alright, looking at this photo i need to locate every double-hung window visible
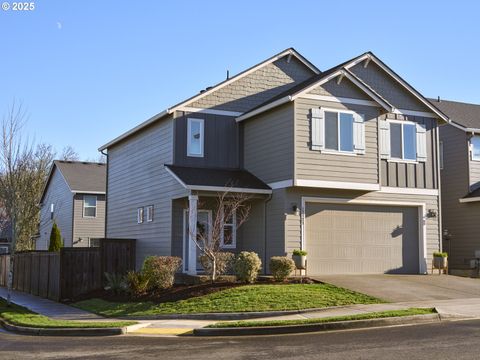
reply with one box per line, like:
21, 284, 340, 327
83, 195, 97, 218
146, 205, 154, 222
389, 122, 417, 161
220, 208, 236, 248
325, 111, 354, 152
187, 118, 204, 157
471, 136, 480, 161
137, 207, 144, 224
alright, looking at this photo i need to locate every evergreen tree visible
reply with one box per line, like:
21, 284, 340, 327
48, 222, 63, 251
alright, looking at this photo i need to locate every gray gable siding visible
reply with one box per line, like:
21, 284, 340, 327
294, 97, 380, 184
106, 116, 187, 269
190, 57, 313, 113
72, 194, 106, 246
243, 103, 294, 184
37, 168, 73, 250
381, 114, 439, 189
350, 62, 428, 112
307, 78, 372, 100
440, 125, 475, 268
173, 111, 239, 169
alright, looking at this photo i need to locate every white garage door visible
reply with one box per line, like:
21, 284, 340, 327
305, 203, 419, 275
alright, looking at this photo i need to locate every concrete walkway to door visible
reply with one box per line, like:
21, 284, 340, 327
314, 274, 480, 302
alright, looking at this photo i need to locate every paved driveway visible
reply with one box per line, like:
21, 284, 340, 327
314, 274, 480, 302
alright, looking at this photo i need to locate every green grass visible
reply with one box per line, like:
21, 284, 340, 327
0, 299, 136, 329
207, 308, 437, 328
74, 283, 383, 317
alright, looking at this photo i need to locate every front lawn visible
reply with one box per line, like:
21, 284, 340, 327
74, 283, 383, 317
207, 308, 436, 328
0, 299, 136, 329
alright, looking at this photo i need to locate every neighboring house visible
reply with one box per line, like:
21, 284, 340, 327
36, 161, 106, 250
433, 98, 480, 272
99, 48, 448, 275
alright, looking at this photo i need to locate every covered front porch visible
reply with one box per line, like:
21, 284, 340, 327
165, 165, 272, 275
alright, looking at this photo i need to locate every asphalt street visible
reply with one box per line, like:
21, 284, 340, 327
1, 319, 480, 359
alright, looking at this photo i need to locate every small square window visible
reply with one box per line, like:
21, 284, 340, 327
390, 122, 417, 161
324, 110, 354, 152
137, 207, 144, 224
146, 205, 154, 222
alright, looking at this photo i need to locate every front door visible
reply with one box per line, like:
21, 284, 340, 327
183, 209, 212, 273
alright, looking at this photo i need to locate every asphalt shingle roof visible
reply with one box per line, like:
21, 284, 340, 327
428, 98, 480, 129
54, 160, 106, 193
165, 165, 270, 191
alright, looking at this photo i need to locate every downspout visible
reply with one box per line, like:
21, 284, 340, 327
263, 193, 273, 275
101, 149, 108, 239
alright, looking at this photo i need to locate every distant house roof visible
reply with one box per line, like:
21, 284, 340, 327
164, 165, 271, 194
428, 98, 480, 130
40, 161, 106, 203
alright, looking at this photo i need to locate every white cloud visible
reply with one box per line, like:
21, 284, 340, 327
56, 22, 62, 30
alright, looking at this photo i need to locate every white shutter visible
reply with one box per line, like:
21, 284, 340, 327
311, 108, 324, 151
379, 120, 391, 159
353, 113, 365, 154
416, 123, 427, 162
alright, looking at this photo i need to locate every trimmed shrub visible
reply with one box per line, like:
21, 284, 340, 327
269, 256, 295, 282
200, 252, 235, 277
48, 222, 63, 252
126, 271, 150, 297
142, 256, 182, 290
104, 272, 127, 294
234, 251, 262, 284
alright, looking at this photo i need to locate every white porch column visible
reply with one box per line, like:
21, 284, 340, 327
187, 195, 198, 275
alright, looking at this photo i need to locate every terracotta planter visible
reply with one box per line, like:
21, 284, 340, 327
292, 255, 306, 270
433, 256, 448, 269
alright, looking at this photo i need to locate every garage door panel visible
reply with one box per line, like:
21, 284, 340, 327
306, 203, 419, 275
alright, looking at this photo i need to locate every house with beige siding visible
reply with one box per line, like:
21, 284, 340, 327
36, 161, 106, 250
433, 99, 480, 272
100, 48, 448, 275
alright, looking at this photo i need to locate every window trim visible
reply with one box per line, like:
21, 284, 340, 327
83, 195, 97, 218
387, 119, 418, 163
323, 108, 356, 155
146, 205, 154, 222
137, 207, 144, 224
220, 208, 237, 249
470, 136, 480, 161
187, 118, 204, 158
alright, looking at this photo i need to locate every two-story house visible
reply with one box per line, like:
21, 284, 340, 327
99, 48, 448, 275
36, 160, 106, 250
434, 98, 480, 273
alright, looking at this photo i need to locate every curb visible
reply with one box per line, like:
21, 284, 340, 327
120, 305, 359, 321
193, 313, 442, 336
0, 318, 129, 336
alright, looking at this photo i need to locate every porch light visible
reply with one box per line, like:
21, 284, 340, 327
426, 209, 437, 218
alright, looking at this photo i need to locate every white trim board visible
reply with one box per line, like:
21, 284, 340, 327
300, 196, 428, 274
459, 197, 480, 203
177, 107, 243, 117
379, 187, 439, 196
295, 179, 380, 191
297, 94, 379, 107
72, 191, 106, 195
268, 179, 293, 189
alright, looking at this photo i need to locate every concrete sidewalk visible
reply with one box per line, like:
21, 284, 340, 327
0, 287, 106, 321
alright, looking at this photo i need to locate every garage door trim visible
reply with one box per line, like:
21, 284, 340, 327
300, 197, 427, 274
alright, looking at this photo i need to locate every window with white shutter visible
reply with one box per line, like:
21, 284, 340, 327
385, 120, 425, 162
379, 120, 391, 159
311, 108, 364, 155
416, 123, 427, 162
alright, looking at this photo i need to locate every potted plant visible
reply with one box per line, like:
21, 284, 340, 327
433, 252, 448, 270
292, 249, 307, 270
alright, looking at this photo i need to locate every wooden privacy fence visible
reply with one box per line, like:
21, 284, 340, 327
0, 238, 135, 301
0, 255, 9, 287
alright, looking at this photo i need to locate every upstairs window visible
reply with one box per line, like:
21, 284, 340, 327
146, 205, 154, 222
187, 118, 204, 157
83, 195, 97, 218
137, 207, 144, 224
325, 111, 354, 152
390, 122, 417, 161
471, 136, 480, 161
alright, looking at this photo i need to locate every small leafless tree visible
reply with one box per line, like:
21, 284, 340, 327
60, 145, 79, 161
189, 190, 251, 282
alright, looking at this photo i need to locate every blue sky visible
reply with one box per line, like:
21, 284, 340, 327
1, 0, 479, 159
